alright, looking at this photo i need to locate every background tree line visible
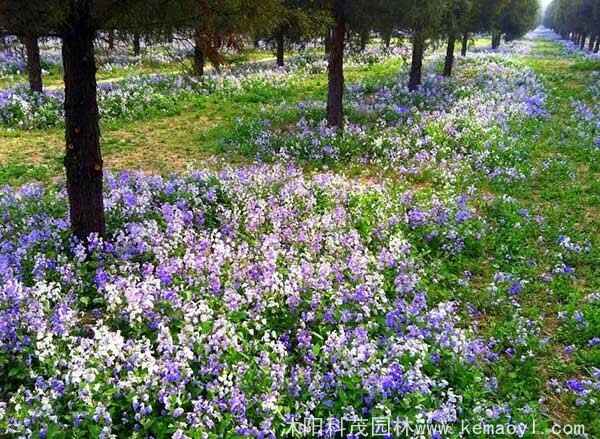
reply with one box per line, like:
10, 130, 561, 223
544, 0, 600, 52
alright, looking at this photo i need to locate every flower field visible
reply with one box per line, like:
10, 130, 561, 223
1, 28, 600, 439
0, 48, 402, 130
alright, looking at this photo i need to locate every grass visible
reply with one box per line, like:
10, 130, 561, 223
464, 39, 600, 432
0, 56, 404, 186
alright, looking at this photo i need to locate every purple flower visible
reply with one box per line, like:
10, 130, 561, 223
508, 281, 524, 296
162, 360, 182, 383
297, 329, 312, 349
407, 209, 428, 228
566, 379, 586, 395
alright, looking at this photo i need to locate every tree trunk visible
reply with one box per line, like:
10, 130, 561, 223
382, 29, 392, 48
133, 33, 141, 56
326, 0, 345, 129
276, 31, 284, 67
491, 32, 501, 50
22, 35, 43, 93
62, 0, 105, 240
193, 29, 205, 76
108, 30, 114, 50
580, 34, 586, 50
408, 32, 425, 92
588, 35, 595, 52
461, 32, 469, 56
443, 34, 456, 77
324, 30, 332, 55
359, 30, 369, 51
594, 37, 599, 53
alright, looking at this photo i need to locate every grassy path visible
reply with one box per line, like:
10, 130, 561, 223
463, 38, 600, 434
520, 41, 600, 432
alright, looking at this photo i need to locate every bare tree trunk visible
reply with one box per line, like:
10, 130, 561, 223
461, 32, 469, 56
62, 0, 105, 240
22, 35, 43, 93
276, 31, 284, 67
108, 30, 114, 50
580, 34, 587, 50
326, 0, 345, 128
382, 29, 392, 48
193, 28, 205, 76
133, 33, 140, 56
408, 32, 424, 92
324, 30, 332, 55
443, 34, 456, 77
359, 30, 369, 51
491, 32, 501, 50
589, 35, 595, 52
594, 37, 599, 53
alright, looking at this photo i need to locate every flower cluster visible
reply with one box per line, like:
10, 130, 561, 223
0, 48, 401, 130
570, 97, 600, 150
0, 165, 513, 438
0, 46, 62, 80
549, 369, 600, 408
0, 50, 26, 76
232, 51, 547, 185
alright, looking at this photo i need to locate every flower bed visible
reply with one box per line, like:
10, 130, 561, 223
226, 53, 547, 185
0, 165, 524, 438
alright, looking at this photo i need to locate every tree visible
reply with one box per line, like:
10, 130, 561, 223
186, 0, 280, 77
482, 0, 538, 49
132, 32, 141, 55
0, 3, 44, 92
318, 0, 384, 128
399, 0, 445, 91
545, 0, 600, 51
22, 34, 43, 92
500, 0, 539, 42
441, 0, 473, 76
267, 0, 328, 67
456, 0, 488, 56
0, 0, 195, 241
478, 0, 509, 49
61, 0, 105, 239
326, 0, 345, 127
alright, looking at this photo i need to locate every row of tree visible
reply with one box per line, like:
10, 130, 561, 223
544, 0, 600, 52
0, 0, 539, 241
